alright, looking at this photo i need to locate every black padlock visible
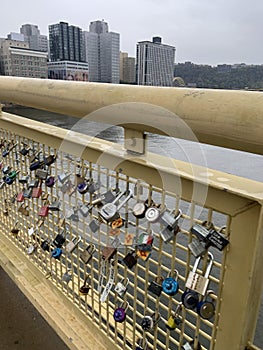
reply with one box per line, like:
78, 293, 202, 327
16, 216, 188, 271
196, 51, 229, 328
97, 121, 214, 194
53, 232, 66, 248
41, 240, 50, 252
122, 251, 138, 268
148, 276, 164, 297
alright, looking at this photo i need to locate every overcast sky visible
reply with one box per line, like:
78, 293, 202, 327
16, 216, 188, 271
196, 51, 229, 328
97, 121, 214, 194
1, 0, 263, 66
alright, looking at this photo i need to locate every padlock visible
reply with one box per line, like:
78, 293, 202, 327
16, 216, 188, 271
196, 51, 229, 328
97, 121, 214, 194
11, 221, 19, 235
48, 199, 61, 211
16, 191, 25, 202
148, 276, 164, 296
136, 249, 151, 262
79, 203, 92, 217
166, 302, 183, 330
38, 200, 50, 217
122, 251, 137, 268
79, 275, 91, 295
19, 174, 29, 184
28, 179, 39, 188
92, 190, 116, 206
19, 143, 31, 156
162, 270, 179, 296
77, 180, 90, 194
87, 179, 100, 194
181, 289, 199, 310
18, 203, 29, 216
53, 230, 66, 248
159, 209, 182, 243
44, 154, 57, 166
102, 246, 117, 260
2, 165, 11, 174
2, 142, 17, 157
113, 301, 129, 323
5, 169, 20, 182
62, 271, 72, 284
51, 247, 62, 259
58, 172, 71, 184
185, 252, 214, 296
191, 222, 212, 241
196, 289, 216, 320
0, 181, 6, 189
27, 244, 37, 255
111, 217, 124, 229
145, 206, 162, 223
114, 278, 129, 296
99, 189, 133, 222
36, 167, 49, 180
45, 175, 55, 187
32, 181, 43, 198
136, 232, 154, 252
188, 239, 207, 258
80, 244, 96, 264
41, 240, 50, 252
23, 187, 33, 199
65, 236, 81, 253
183, 339, 201, 350
135, 337, 148, 350
206, 225, 229, 251
141, 312, 160, 332
132, 199, 151, 219
30, 159, 44, 171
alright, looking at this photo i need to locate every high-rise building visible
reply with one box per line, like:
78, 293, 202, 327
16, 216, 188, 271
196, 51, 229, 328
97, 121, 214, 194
83, 20, 120, 84
20, 24, 48, 52
136, 36, 175, 86
0, 39, 48, 78
48, 21, 84, 62
120, 51, 135, 84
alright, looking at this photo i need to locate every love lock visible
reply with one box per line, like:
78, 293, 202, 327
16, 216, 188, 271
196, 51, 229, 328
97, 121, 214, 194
132, 199, 153, 219
185, 252, 214, 296
181, 289, 199, 310
99, 189, 133, 222
45, 175, 55, 187
79, 275, 91, 295
141, 311, 160, 332
159, 209, 182, 243
148, 276, 164, 297
51, 247, 63, 259
162, 270, 179, 296
65, 236, 81, 253
136, 232, 154, 252
196, 289, 216, 320
113, 301, 129, 323
62, 271, 72, 284
166, 302, 183, 330
80, 244, 96, 264
114, 277, 129, 296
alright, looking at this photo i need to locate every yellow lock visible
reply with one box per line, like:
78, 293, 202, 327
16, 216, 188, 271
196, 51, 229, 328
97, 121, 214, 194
166, 303, 183, 330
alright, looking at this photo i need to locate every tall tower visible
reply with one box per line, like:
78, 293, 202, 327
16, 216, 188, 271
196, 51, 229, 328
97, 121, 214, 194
48, 21, 84, 62
136, 36, 175, 86
20, 24, 48, 52
83, 20, 120, 83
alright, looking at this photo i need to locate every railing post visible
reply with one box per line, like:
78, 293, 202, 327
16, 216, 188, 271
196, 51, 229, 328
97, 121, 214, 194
214, 204, 263, 350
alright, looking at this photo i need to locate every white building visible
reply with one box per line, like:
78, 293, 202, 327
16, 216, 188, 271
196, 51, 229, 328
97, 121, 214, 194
48, 61, 88, 81
83, 20, 120, 84
136, 36, 175, 86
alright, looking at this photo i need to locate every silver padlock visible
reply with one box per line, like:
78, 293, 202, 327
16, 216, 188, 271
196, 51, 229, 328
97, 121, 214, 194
99, 189, 133, 222
62, 271, 72, 284
48, 199, 61, 211
183, 340, 201, 350
185, 252, 214, 296
114, 278, 129, 296
65, 236, 81, 253
79, 203, 92, 217
145, 206, 161, 223
188, 239, 207, 258
58, 172, 71, 184
160, 209, 182, 243
36, 167, 49, 180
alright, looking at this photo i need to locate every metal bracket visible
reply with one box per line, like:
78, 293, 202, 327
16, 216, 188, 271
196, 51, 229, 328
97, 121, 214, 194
124, 128, 147, 155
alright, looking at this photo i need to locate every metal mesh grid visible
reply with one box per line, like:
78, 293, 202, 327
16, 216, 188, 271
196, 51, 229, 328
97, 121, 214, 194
0, 129, 231, 350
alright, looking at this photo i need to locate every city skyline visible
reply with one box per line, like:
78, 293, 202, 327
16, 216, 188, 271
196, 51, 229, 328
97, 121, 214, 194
0, 0, 262, 66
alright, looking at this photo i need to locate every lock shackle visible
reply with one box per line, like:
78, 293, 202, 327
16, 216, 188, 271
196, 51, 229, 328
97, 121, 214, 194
87, 243, 96, 254
118, 301, 129, 311
116, 189, 133, 210
119, 277, 130, 287
167, 269, 179, 279
192, 252, 214, 278
83, 274, 91, 286
136, 337, 148, 348
173, 302, 183, 316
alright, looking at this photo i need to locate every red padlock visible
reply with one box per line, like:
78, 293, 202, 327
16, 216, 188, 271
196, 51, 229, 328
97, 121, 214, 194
32, 180, 43, 198
38, 200, 49, 217
16, 191, 25, 202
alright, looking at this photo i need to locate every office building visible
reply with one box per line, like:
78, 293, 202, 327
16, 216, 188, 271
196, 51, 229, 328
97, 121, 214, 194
48, 61, 88, 81
83, 20, 120, 83
136, 36, 175, 86
0, 39, 48, 78
20, 24, 48, 52
48, 21, 84, 62
120, 51, 135, 84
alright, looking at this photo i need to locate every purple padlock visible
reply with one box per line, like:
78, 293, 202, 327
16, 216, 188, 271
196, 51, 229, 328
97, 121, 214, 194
45, 176, 55, 187
113, 302, 129, 323
77, 181, 89, 194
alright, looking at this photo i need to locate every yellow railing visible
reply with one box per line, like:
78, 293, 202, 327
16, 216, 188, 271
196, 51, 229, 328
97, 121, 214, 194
0, 78, 262, 350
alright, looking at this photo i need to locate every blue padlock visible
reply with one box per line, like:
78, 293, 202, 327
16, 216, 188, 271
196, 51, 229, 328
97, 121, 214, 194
51, 247, 62, 259
162, 270, 179, 296
4, 176, 15, 185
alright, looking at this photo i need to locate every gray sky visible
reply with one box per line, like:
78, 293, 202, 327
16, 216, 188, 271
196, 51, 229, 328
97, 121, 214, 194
1, 0, 263, 66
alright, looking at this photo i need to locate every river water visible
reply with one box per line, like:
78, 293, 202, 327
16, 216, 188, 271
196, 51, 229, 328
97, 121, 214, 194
4, 106, 263, 348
